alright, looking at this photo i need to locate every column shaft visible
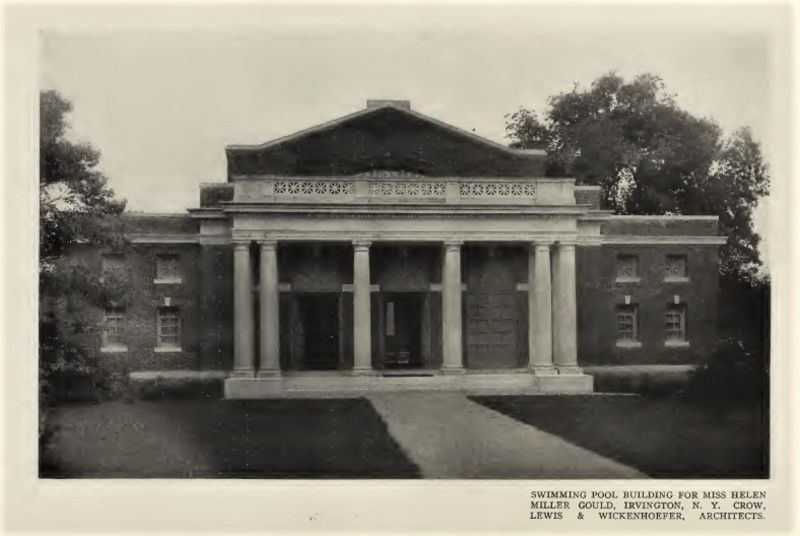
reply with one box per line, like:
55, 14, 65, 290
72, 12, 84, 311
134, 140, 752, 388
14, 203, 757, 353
232, 242, 255, 377
529, 242, 555, 374
258, 241, 280, 377
553, 242, 579, 372
353, 241, 373, 373
442, 241, 464, 372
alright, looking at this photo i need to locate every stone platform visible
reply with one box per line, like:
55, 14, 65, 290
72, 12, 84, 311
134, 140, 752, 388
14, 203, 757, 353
223, 370, 594, 399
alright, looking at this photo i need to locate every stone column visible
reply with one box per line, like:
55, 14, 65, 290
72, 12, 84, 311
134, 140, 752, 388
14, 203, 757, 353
529, 242, 555, 374
553, 241, 579, 373
442, 240, 464, 373
232, 241, 255, 377
258, 240, 280, 377
352, 240, 373, 374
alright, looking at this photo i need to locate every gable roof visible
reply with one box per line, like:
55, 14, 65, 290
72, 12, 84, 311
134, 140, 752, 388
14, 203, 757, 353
226, 100, 546, 178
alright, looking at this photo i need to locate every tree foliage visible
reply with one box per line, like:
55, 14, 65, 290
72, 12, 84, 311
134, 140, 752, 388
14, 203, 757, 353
39, 90, 129, 406
505, 72, 769, 284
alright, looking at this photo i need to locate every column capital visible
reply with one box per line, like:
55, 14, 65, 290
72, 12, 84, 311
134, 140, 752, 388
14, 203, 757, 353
532, 240, 553, 250
232, 239, 250, 250
557, 240, 578, 249
353, 240, 371, 251
259, 239, 278, 251
443, 240, 463, 250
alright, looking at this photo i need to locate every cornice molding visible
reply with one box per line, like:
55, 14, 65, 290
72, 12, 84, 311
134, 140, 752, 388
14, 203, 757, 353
602, 235, 727, 246
225, 205, 584, 220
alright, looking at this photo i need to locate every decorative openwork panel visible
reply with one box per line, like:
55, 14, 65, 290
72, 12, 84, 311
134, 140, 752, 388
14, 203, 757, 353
665, 255, 688, 278
274, 180, 354, 197
458, 182, 536, 198
368, 181, 446, 198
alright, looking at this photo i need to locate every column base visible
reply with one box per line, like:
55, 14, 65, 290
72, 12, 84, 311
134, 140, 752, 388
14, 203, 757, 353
530, 366, 558, 377
534, 373, 594, 393
256, 369, 282, 379
351, 367, 378, 377
230, 368, 255, 379
441, 366, 466, 375
224, 376, 282, 398
556, 365, 584, 376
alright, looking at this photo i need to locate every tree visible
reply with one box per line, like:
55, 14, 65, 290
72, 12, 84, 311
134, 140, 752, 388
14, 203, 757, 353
39, 90, 128, 467
505, 72, 769, 285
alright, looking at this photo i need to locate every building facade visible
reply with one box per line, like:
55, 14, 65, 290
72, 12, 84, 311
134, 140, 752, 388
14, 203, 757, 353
81, 100, 725, 397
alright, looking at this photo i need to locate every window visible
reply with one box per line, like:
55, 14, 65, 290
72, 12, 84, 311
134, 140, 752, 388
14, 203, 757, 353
665, 255, 689, 281
615, 304, 639, 345
155, 254, 181, 283
157, 307, 181, 349
665, 304, 687, 344
615, 254, 639, 282
102, 307, 126, 350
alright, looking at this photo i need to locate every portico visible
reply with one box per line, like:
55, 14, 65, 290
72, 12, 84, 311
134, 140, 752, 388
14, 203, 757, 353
221, 200, 593, 396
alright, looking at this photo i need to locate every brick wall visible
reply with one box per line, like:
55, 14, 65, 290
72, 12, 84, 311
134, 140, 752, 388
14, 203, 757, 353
72, 243, 205, 371
577, 244, 719, 365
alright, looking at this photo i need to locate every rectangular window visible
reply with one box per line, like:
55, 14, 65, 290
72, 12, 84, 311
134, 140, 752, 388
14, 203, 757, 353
615, 304, 638, 342
615, 254, 639, 281
102, 307, 126, 348
155, 254, 181, 282
665, 255, 688, 280
665, 304, 687, 342
157, 307, 181, 348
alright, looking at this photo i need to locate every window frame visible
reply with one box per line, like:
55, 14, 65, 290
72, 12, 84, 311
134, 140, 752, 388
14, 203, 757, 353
156, 306, 182, 351
154, 253, 182, 284
101, 307, 127, 352
615, 304, 641, 348
664, 254, 690, 283
615, 254, 641, 283
665, 304, 689, 347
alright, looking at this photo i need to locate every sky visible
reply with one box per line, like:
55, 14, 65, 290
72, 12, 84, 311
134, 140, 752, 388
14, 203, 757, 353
40, 5, 774, 250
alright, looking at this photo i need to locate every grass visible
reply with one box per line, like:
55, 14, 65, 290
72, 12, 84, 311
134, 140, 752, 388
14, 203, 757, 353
42, 398, 420, 478
471, 394, 768, 478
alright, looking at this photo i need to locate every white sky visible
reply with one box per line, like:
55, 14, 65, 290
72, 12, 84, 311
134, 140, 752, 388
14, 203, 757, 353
39, 5, 773, 253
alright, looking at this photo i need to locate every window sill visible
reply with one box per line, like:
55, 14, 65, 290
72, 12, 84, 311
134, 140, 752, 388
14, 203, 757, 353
154, 279, 182, 285
154, 346, 182, 353
615, 277, 641, 284
615, 340, 642, 349
665, 340, 690, 348
663, 277, 690, 283
100, 345, 128, 354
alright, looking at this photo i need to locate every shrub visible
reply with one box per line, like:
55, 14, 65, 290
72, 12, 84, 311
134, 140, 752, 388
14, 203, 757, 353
683, 338, 768, 408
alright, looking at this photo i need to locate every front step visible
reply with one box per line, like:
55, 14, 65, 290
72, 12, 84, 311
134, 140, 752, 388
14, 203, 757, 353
224, 372, 593, 399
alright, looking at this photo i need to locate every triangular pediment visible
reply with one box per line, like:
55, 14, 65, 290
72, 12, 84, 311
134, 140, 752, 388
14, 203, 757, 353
227, 103, 545, 178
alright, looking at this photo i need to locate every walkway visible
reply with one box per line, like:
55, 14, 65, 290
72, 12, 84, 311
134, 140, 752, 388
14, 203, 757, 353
368, 392, 646, 479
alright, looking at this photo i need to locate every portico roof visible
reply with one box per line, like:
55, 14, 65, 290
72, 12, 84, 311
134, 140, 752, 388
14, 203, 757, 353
226, 100, 547, 178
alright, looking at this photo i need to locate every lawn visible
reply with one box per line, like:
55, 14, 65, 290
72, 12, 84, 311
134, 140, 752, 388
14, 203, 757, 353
42, 398, 420, 478
471, 395, 768, 478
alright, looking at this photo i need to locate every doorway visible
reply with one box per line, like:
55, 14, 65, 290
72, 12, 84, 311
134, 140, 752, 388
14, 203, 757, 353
297, 293, 340, 370
383, 293, 423, 368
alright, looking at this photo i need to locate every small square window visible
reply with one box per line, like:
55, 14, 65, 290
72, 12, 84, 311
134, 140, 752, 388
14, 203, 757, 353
616, 254, 639, 281
665, 304, 687, 342
615, 304, 638, 342
665, 255, 688, 280
157, 307, 181, 348
155, 254, 181, 282
102, 307, 126, 347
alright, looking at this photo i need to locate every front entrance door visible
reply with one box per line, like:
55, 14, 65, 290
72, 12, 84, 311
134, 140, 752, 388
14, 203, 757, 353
383, 293, 422, 368
298, 293, 340, 370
